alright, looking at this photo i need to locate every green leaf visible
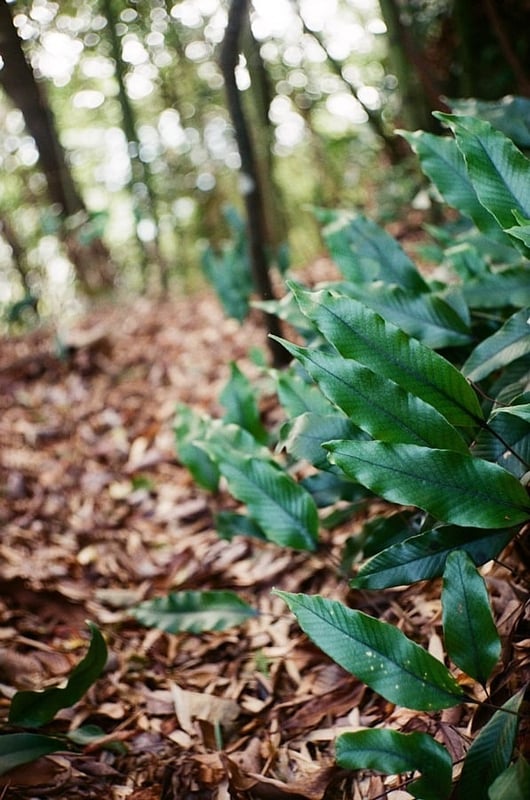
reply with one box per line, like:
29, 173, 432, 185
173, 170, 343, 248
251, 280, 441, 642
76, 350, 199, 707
336, 729, 452, 800
273, 591, 465, 711
276, 368, 335, 417
321, 210, 428, 292
214, 510, 267, 541
9, 622, 107, 728
400, 129, 506, 243
442, 551, 501, 684
301, 470, 367, 510
360, 510, 423, 558
353, 527, 515, 589
333, 282, 472, 349
325, 440, 530, 528
130, 590, 257, 633
220, 362, 268, 444
436, 114, 530, 235
491, 402, 530, 423
0, 733, 63, 776
280, 412, 365, 470
447, 95, 530, 149
455, 689, 525, 800
201, 235, 252, 322
462, 266, 530, 309
462, 308, 530, 382
200, 441, 319, 550
472, 411, 530, 479
174, 405, 220, 492
277, 340, 468, 452
292, 285, 483, 427
489, 757, 530, 800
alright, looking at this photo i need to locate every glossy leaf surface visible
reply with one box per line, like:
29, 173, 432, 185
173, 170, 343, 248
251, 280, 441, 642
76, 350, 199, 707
353, 527, 515, 589
438, 114, 530, 234
326, 440, 530, 528
201, 441, 319, 550
292, 285, 483, 427
336, 728, 452, 800
442, 551, 501, 684
463, 308, 530, 382
336, 282, 472, 349
401, 129, 505, 242
280, 411, 364, 470
489, 757, 530, 800
455, 689, 525, 799
9, 623, 107, 728
279, 339, 468, 452
274, 591, 465, 711
321, 210, 427, 291
0, 734, 63, 776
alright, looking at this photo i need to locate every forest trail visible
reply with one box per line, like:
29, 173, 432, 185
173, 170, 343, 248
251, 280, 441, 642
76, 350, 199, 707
0, 283, 521, 799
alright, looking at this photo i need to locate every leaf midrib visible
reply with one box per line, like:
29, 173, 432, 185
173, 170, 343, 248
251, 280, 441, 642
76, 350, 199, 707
299, 599, 462, 701
329, 444, 529, 513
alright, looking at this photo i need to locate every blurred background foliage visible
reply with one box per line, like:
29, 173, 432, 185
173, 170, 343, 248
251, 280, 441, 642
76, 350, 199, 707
0, 0, 528, 330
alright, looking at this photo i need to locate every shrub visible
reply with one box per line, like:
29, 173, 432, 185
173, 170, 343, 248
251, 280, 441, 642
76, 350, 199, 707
169, 110, 530, 798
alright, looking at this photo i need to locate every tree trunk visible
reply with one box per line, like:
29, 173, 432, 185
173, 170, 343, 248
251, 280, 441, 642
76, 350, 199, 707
220, 0, 289, 367
378, 0, 444, 132
0, 0, 114, 293
101, 0, 170, 294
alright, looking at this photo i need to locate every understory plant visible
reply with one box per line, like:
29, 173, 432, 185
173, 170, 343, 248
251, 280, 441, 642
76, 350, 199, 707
0, 623, 108, 775
162, 108, 530, 797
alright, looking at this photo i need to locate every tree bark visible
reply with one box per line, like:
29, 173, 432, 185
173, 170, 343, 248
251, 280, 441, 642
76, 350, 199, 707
220, 0, 289, 367
0, 0, 114, 293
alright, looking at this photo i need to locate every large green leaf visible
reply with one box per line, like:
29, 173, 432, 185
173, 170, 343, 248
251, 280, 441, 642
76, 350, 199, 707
0, 733, 63, 776
130, 590, 257, 633
442, 551, 501, 684
336, 729, 452, 800
291, 285, 483, 427
325, 440, 530, 528
334, 282, 472, 349
455, 689, 525, 800
401, 129, 506, 242
200, 440, 319, 550
321, 210, 428, 292
462, 308, 530, 382
273, 591, 465, 711
220, 361, 268, 444
352, 527, 515, 590
489, 757, 530, 800
280, 412, 365, 470
277, 339, 468, 452
447, 95, 530, 149
437, 114, 530, 235
9, 623, 107, 728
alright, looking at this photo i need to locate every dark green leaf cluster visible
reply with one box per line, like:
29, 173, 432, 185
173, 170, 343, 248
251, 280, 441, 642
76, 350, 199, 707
170, 109, 530, 798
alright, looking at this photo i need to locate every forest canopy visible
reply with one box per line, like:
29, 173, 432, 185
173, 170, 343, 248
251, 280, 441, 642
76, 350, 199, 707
0, 0, 528, 323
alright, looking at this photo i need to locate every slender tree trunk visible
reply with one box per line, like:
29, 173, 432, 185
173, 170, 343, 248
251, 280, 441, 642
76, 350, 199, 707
0, 216, 32, 295
0, 0, 115, 293
0, 0, 114, 292
220, 0, 289, 367
102, 0, 169, 294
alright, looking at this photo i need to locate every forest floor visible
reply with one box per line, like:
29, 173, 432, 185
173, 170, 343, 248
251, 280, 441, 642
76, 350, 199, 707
0, 260, 528, 800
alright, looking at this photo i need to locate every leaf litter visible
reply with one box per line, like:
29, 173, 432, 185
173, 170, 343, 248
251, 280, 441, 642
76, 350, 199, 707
0, 275, 528, 799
